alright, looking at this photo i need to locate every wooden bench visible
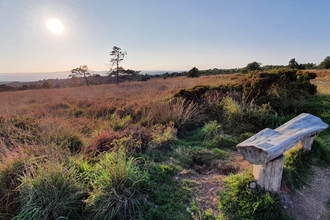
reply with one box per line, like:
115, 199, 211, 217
236, 113, 329, 191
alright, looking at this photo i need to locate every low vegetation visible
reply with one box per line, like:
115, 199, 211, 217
0, 68, 329, 219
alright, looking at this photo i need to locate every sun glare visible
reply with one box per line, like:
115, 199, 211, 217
46, 18, 64, 35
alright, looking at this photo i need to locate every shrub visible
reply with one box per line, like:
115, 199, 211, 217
110, 114, 132, 131
111, 135, 142, 155
88, 130, 121, 153
51, 131, 84, 153
88, 126, 151, 154
148, 122, 177, 150
200, 120, 222, 140
115, 104, 137, 118
202, 135, 237, 150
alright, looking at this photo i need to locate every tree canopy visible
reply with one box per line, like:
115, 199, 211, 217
109, 46, 127, 84
319, 56, 330, 69
244, 61, 261, 73
69, 65, 91, 87
187, 67, 200, 78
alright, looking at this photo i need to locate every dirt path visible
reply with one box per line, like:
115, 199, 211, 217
280, 166, 330, 220
178, 152, 251, 217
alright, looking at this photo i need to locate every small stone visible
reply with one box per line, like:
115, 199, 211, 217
249, 182, 257, 189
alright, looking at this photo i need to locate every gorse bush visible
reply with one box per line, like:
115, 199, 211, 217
86, 151, 148, 220
174, 69, 318, 132
148, 122, 177, 150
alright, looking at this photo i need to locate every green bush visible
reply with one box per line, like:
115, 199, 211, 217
111, 135, 142, 155
148, 122, 177, 150
200, 120, 222, 140
203, 135, 237, 150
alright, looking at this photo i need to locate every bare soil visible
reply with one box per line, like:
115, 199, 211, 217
280, 166, 330, 220
177, 152, 251, 216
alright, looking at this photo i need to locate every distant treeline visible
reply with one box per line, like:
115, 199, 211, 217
1, 56, 330, 92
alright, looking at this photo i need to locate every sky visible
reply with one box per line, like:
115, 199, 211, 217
0, 0, 330, 81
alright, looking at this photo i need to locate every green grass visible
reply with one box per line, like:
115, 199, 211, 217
142, 163, 192, 220
218, 172, 293, 220
14, 164, 87, 220
86, 151, 149, 220
282, 136, 330, 190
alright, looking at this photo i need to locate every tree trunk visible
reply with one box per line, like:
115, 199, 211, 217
84, 74, 89, 87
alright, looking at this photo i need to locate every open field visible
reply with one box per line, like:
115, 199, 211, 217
0, 75, 237, 117
0, 70, 330, 219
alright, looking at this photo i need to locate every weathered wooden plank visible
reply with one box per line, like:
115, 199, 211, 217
237, 113, 329, 164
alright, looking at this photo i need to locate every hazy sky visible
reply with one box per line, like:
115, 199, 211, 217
1, 0, 330, 76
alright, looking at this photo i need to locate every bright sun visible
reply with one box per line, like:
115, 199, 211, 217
46, 18, 64, 35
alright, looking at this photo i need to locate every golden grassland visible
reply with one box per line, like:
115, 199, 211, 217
309, 69, 330, 95
0, 75, 237, 117
1, 72, 329, 120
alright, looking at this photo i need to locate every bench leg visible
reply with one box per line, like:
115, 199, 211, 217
298, 136, 314, 151
253, 154, 284, 192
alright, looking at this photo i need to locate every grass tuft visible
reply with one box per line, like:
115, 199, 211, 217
86, 151, 148, 220
14, 164, 87, 220
219, 172, 292, 220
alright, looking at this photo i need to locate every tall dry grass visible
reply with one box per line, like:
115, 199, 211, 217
0, 75, 237, 117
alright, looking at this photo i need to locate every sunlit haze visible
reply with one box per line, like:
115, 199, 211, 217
46, 18, 64, 35
1, 0, 330, 81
